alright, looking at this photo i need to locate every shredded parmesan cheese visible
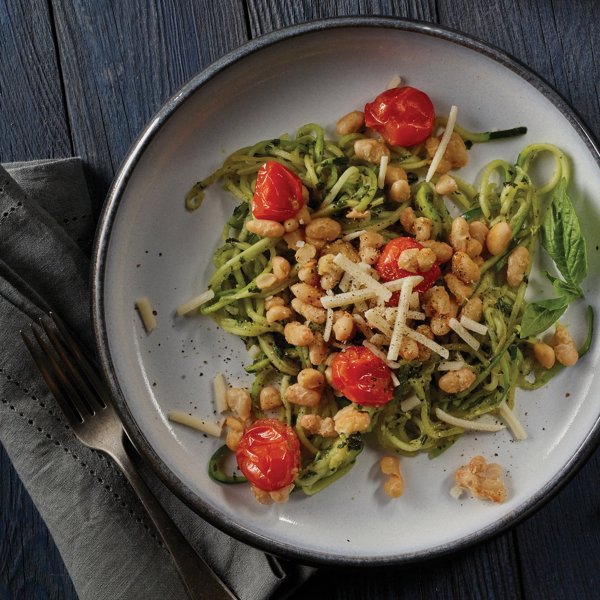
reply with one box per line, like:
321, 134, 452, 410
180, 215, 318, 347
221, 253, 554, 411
402, 325, 450, 359
333, 253, 392, 302
323, 308, 334, 342
362, 340, 400, 369
449, 318, 480, 350
213, 373, 229, 413
321, 288, 380, 309
460, 316, 488, 336
352, 313, 373, 338
435, 407, 506, 432
498, 400, 528, 440
320, 276, 422, 309
247, 344, 261, 359
343, 229, 367, 241
168, 411, 224, 437
385, 275, 423, 291
450, 484, 465, 499
176, 289, 215, 316
377, 155, 389, 189
406, 310, 426, 321
386, 75, 402, 89
338, 271, 352, 292
438, 360, 467, 371
425, 105, 458, 182
135, 297, 156, 333
364, 308, 394, 338
368, 333, 388, 346
387, 278, 415, 361
400, 394, 421, 412
391, 371, 401, 387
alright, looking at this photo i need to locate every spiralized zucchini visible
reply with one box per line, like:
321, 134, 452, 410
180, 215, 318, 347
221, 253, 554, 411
187, 119, 591, 495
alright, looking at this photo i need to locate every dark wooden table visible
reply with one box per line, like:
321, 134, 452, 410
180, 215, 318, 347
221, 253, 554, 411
2, 1, 600, 598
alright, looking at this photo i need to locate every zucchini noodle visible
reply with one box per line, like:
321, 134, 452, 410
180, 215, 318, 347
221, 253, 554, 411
186, 110, 590, 498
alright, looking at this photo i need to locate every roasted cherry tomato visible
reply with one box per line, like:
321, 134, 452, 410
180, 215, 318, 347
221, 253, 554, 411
251, 161, 304, 221
235, 419, 300, 492
330, 346, 394, 406
376, 237, 441, 305
364, 86, 435, 147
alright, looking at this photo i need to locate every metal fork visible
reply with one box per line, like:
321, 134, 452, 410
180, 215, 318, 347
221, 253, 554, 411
21, 313, 237, 600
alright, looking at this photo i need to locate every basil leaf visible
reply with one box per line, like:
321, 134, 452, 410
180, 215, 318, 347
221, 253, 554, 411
519, 296, 569, 338
543, 270, 582, 301
541, 178, 588, 290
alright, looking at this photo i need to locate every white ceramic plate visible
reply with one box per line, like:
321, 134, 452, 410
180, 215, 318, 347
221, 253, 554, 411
93, 18, 600, 564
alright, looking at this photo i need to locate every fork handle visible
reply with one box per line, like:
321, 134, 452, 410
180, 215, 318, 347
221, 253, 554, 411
107, 432, 237, 600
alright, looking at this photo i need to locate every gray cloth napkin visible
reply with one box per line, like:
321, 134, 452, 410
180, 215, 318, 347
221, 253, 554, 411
0, 158, 314, 600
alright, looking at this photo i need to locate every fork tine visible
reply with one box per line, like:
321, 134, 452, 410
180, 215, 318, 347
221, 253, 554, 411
39, 315, 99, 415
21, 327, 84, 425
49, 312, 112, 409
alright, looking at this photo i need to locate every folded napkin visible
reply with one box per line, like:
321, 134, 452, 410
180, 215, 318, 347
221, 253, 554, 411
0, 159, 314, 600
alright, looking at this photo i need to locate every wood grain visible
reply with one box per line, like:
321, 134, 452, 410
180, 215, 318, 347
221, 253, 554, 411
514, 452, 600, 599
293, 532, 522, 600
0, 444, 77, 600
247, 0, 437, 36
2, 0, 600, 599
0, 0, 71, 161
50, 0, 249, 212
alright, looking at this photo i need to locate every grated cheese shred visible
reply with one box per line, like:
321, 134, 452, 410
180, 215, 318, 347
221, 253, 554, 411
435, 407, 506, 432
343, 229, 367, 242
449, 317, 480, 350
386, 74, 402, 89
332, 253, 392, 302
362, 340, 400, 369
460, 315, 489, 336
364, 309, 394, 338
176, 289, 215, 316
400, 394, 421, 412
168, 411, 224, 437
402, 325, 450, 359
377, 155, 389, 189
425, 105, 458, 182
135, 297, 156, 333
323, 308, 334, 342
438, 360, 467, 371
213, 373, 229, 413
352, 313, 373, 338
499, 400, 528, 440
387, 277, 415, 361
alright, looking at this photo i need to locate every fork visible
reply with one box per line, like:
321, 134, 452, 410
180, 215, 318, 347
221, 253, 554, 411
21, 313, 237, 600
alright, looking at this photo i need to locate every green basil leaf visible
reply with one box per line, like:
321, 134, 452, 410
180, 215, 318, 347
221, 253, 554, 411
541, 178, 588, 289
519, 296, 569, 338
543, 270, 582, 300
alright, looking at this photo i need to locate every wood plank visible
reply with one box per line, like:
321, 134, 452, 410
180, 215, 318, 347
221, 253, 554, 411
437, 0, 600, 139
2, 2, 598, 600
290, 532, 521, 599
246, 0, 437, 36
0, 5, 75, 598
50, 0, 249, 211
0, 444, 77, 600
0, 0, 71, 161
514, 450, 600, 599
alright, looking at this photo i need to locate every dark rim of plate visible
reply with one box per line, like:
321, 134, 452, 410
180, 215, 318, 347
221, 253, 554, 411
92, 16, 600, 567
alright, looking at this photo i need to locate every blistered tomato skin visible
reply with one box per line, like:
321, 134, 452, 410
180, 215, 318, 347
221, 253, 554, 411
235, 419, 300, 491
252, 161, 304, 221
330, 346, 394, 406
364, 86, 436, 147
376, 237, 441, 304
